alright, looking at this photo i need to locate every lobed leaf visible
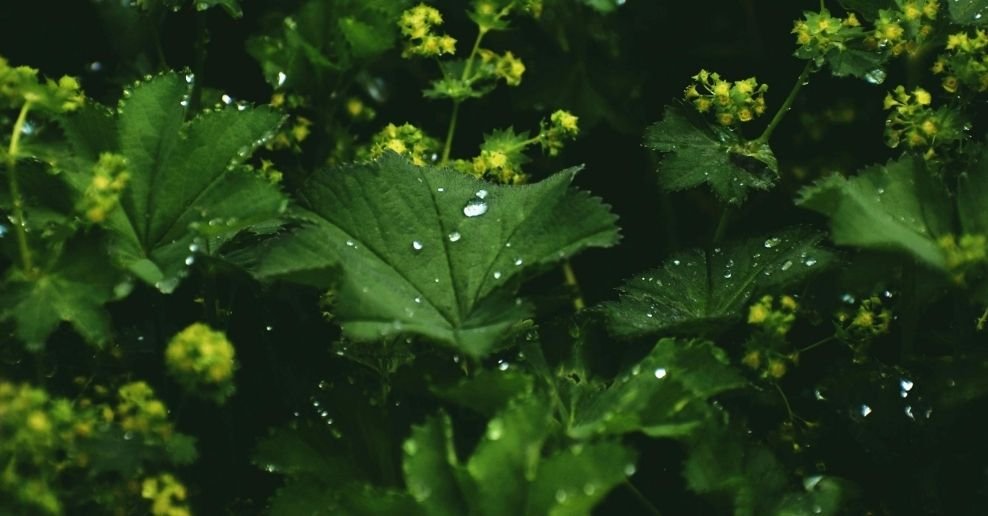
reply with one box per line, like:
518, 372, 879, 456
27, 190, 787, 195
602, 227, 834, 339
797, 156, 952, 270
234, 154, 619, 357
644, 102, 777, 205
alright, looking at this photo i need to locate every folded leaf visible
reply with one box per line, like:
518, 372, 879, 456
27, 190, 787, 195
236, 154, 619, 356
797, 156, 952, 270
602, 228, 833, 338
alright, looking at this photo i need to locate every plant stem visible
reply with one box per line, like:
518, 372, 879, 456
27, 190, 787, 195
977, 306, 988, 331
440, 28, 489, 164
562, 261, 585, 311
756, 61, 813, 145
712, 207, 731, 244
798, 335, 835, 354
6, 101, 35, 275
624, 478, 662, 516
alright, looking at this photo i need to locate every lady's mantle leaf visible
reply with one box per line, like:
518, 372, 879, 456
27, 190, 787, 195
949, 0, 988, 25
568, 339, 747, 439
797, 156, 952, 270
236, 154, 620, 357
644, 102, 777, 205
602, 228, 833, 338
0, 237, 122, 349
66, 72, 287, 291
403, 400, 634, 516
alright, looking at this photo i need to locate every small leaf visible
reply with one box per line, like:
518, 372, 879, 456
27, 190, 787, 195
0, 237, 122, 349
797, 156, 952, 270
825, 48, 886, 81
602, 228, 833, 339
568, 339, 747, 439
644, 102, 777, 205
236, 154, 619, 356
431, 369, 534, 417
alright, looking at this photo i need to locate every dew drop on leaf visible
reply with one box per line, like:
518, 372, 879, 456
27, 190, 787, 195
448, 231, 461, 242
654, 368, 667, 379
411, 240, 424, 252
463, 199, 488, 217
764, 237, 781, 248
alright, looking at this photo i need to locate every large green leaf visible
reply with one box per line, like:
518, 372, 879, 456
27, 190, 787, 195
234, 154, 619, 356
958, 142, 988, 236
797, 156, 952, 270
602, 228, 833, 338
644, 102, 777, 205
0, 237, 123, 349
70, 73, 287, 291
568, 339, 747, 439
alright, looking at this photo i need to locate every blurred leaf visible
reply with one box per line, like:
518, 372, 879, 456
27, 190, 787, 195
602, 228, 834, 338
432, 369, 535, 417
568, 338, 747, 438
645, 102, 777, 205
949, 0, 988, 25
402, 413, 469, 516
797, 156, 952, 270
233, 155, 619, 357
525, 442, 636, 515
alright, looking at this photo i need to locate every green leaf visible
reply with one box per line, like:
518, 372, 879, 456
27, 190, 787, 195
568, 339, 747, 439
602, 228, 834, 339
432, 369, 535, 417
684, 424, 845, 516
838, 0, 894, 21
0, 237, 122, 349
253, 424, 371, 485
797, 156, 952, 270
580, 0, 627, 13
194, 0, 242, 17
402, 413, 469, 516
958, 142, 988, 236
525, 442, 636, 516
466, 396, 554, 515
644, 102, 777, 205
87, 73, 287, 291
235, 154, 619, 356
825, 48, 886, 81
949, 0, 988, 25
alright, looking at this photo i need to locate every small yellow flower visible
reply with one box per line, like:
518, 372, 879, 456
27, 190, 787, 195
913, 87, 931, 106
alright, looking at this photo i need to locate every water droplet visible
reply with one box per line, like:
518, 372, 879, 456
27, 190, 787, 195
672, 259, 681, 266
184, 256, 195, 266
723, 271, 733, 279
276, 71, 287, 87
486, 419, 504, 440
624, 464, 637, 476
803, 257, 817, 267
414, 296, 422, 304
437, 187, 445, 192
346, 240, 355, 248
764, 237, 782, 248
654, 368, 667, 379
513, 258, 523, 266
184, 73, 195, 84
555, 490, 569, 503
498, 360, 510, 371
860, 404, 873, 417
645, 312, 654, 318
448, 231, 461, 242
475, 189, 489, 199
411, 240, 424, 252
463, 199, 488, 217
123, 431, 134, 441
221, 94, 233, 105
493, 271, 502, 280
864, 68, 887, 85
780, 260, 793, 271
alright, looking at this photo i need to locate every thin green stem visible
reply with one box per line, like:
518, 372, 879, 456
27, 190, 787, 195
6, 101, 35, 275
798, 335, 835, 354
561, 261, 585, 311
440, 28, 489, 164
624, 478, 662, 516
774, 382, 796, 422
756, 61, 813, 145
712, 207, 731, 244
977, 306, 988, 331
441, 101, 461, 164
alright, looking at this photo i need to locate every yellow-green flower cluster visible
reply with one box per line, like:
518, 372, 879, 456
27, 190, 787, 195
872, 0, 939, 57
142, 473, 191, 516
743, 295, 800, 379
836, 296, 892, 342
0, 56, 84, 113
399, 4, 456, 58
471, 148, 520, 183
932, 30, 988, 93
477, 49, 526, 86
0, 382, 68, 514
114, 381, 175, 438
165, 323, 237, 403
684, 70, 768, 126
883, 85, 964, 159
792, 9, 863, 60
81, 153, 130, 223
539, 109, 580, 157
747, 294, 799, 336
367, 123, 439, 166
938, 233, 987, 283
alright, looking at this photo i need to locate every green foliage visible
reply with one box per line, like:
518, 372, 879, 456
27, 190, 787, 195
603, 228, 833, 338
232, 155, 619, 356
948, 0, 988, 25
644, 102, 777, 205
